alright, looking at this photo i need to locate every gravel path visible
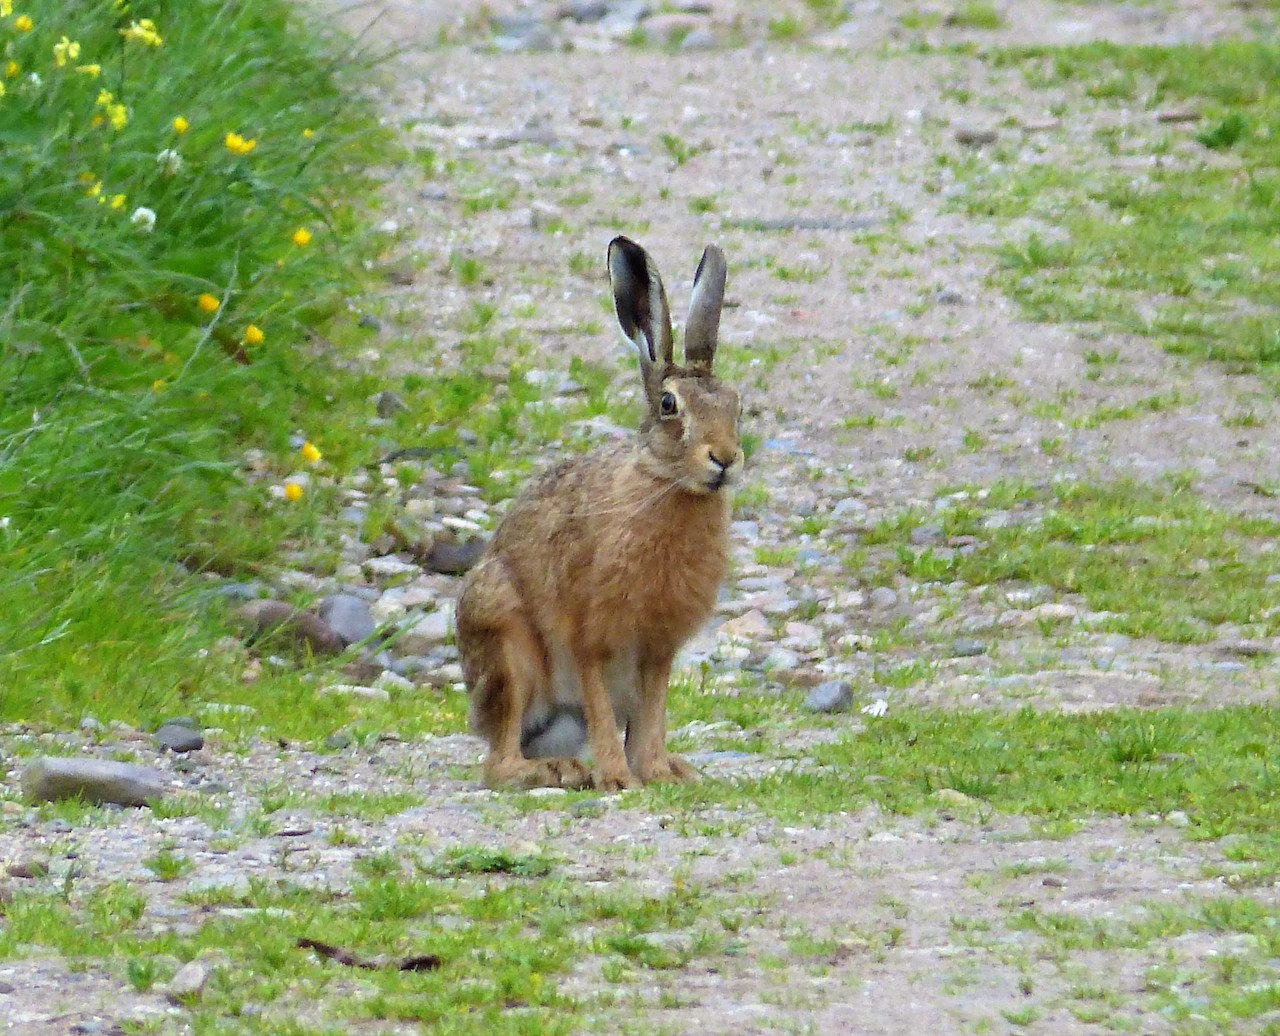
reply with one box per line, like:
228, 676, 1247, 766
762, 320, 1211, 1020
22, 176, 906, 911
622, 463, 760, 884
3, 2, 1279, 1032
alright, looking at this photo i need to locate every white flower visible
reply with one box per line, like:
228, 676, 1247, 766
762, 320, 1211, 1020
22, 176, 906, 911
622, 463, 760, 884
0, 517, 10, 531
860, 697, 889, 718
130, 206, 156, 233
156, 148, 183, 175
27, 72, 42, 87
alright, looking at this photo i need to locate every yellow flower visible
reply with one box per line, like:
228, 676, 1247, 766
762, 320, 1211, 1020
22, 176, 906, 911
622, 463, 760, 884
302, 128, 315, 139
152, 379, 166, 392
172, 115, 189, 134
284, 483, 304, 503
120, 18, 162, 46
197, 293, 219, 314
243, 324, 264, 346
224, 132, 257, 156
0, 1, 11, 18
5, 62, 19, 79
107, 103, 128, 131
85, 180, 102, 199
53, 37, 81, 68
291, 227, 312, 247
0, 82, 5, 99
110, 193, 126, 211
14, 14, 32, 31
300, 442, 322, 464
75, 64, 101, 78
96, 89, 114, 107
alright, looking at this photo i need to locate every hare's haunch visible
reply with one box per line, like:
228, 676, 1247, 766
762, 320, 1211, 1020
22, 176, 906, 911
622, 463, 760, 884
456, 237, 743, 791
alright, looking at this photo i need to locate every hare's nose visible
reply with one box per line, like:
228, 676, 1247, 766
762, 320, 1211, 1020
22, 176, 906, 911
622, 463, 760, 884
708, 452, 731, 472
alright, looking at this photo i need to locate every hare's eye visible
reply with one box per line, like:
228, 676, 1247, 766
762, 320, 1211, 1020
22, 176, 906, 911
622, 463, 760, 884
660, 391, 679, 417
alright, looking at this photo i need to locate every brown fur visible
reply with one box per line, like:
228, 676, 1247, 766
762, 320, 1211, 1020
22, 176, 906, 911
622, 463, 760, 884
456, 238, 742, 791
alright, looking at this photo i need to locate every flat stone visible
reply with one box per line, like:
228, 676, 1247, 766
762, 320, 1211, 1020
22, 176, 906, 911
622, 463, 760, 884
1033, 602, 1079, 623
951, 638, 987, 658
425, 539, 486, 575
805, 680, 853, 713
375, 390, 408, 418
718, 609, 772, 640
163, 959, 212, 1003
868, 586, 898, 610
362, 555, 420, 582
763, 647, 802, 671
909, 524, 945, 546
374, 671, 415, 694
680, 27, 716, 49
318, 594, 377, 646
955, 127, 998, 147
395, 604, 455, 655
320, 684, 392, 702
22, 758, 169, 807
155, 723, 204, 754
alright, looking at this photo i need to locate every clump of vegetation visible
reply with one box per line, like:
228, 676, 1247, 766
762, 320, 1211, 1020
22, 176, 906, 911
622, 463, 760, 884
0, 0, 385, 720
968, 42, 1280, 377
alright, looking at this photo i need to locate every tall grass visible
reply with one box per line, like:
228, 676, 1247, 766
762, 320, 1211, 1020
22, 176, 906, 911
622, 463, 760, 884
0, 0, 386, 721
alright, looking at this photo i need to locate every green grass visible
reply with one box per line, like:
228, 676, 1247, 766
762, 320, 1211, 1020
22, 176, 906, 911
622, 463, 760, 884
967, 41, 1280, 376
0, 1, 625, 729
0, 0, 388, 719
0, 853, 734, 1033
864, 478, 1280, 643
653, 704, 1280, 861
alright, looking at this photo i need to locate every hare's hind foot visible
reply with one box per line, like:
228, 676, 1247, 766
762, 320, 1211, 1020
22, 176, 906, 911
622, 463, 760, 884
635, 752, 700, 785
483, 752, 592, 791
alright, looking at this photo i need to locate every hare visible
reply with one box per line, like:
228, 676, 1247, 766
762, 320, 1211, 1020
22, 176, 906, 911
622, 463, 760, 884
456, 236, 743, 791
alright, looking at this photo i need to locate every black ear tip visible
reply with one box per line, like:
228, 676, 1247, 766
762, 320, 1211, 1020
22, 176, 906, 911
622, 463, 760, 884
608, 236, 650, 283
694, 244, 727, 285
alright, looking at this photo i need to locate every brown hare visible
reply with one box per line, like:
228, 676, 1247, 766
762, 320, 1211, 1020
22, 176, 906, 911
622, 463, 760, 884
456, 236, 743, 791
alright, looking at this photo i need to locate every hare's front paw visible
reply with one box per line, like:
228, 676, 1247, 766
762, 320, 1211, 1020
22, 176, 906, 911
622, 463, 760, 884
637, 753, 700, 785
592, 765, 641, 793
484, 754, 592, 791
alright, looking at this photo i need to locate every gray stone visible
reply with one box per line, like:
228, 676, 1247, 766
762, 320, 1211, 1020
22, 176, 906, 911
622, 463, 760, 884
763, 647, 802, 671
868, 586, 898, 610
357, 314, 383, 332
560, 1, 609, 23
395, 604, 455, 655
425, 539, 486, 575
679, 27, 716, 49
163, 958, 212, 1003
805, 680, 854, 713
375, 390, 407, 418
215, 581, 267, 602
951, 638, 987, 658
909, 524, 945, 547
155, 723, 204, 754
362, 555, 420, 582
321, 684, 392, 702
935, 287, 965, 305
955, 127, 998, 147
22, 758, 169, 807
318, 594, 377, 647
602, 0, 650, 29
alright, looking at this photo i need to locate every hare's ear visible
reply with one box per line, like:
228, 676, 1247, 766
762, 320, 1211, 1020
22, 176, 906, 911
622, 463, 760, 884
609, 236, 673, 382
683, 244, 726, 373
